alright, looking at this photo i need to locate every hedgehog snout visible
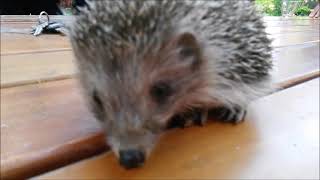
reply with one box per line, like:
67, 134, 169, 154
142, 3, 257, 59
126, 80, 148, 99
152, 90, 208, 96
119, 149, 145, 169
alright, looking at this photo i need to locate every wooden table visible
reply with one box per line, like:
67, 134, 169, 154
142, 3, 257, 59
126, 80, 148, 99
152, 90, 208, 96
1, 16, 319, 179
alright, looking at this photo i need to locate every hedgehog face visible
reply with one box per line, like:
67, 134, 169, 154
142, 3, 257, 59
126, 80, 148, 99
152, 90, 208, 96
73, 32, 206, 169
70, 0, 272, 169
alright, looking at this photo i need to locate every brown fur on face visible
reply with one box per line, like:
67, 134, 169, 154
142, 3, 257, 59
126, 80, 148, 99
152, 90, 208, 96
75, 32, 211, 159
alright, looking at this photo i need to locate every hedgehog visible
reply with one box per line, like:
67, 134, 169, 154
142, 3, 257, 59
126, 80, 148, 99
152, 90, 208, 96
68, 0, 273, 169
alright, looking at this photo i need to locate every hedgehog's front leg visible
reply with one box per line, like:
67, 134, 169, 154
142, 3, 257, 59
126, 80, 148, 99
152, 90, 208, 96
166, 109, 208, 129
166, 114, 187, 129
191, 108, 208, 126
209, 106, 247, 124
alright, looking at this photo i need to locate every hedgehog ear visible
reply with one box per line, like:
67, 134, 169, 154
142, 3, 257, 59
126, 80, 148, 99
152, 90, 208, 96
175, 32, 202, 67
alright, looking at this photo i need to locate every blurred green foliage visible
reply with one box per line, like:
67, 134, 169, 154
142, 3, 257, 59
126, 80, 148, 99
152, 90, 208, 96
255, 0, 315, 16
255, 0, 283, 16
294, 6, 312, 16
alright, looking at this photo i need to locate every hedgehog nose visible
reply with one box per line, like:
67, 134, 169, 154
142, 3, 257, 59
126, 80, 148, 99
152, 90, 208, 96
119, 149, 145, 169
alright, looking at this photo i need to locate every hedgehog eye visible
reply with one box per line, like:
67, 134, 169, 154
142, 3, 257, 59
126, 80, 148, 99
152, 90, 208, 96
93, 90, 103, 109
150, 82, 173, 104
179, 47, 197, 58
91, 90, 105, 121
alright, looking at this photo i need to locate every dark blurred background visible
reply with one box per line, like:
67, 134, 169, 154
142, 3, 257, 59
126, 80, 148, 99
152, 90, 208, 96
0, 0, 86, 15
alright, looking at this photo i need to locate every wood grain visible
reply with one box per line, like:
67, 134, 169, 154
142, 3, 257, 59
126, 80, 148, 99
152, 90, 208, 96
1, 31, 317, 55
0, 17, 71, 54
270, 32, 319, 48
0, 79, 107, 179
35, 79, 319, 179
264, 18, 320, 27
1, 17, 317, 55
1, 51, 76, 88
1, 16, 318, 88
0, 15, 72, 23
266, 25, 319, 34
1, 42, 318, 89
1, 33, 71, 55
272, 42, 320, 85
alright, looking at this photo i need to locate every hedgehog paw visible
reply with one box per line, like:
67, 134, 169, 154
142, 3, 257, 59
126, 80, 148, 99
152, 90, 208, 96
209, 106, 246, 124
190, 108, 208, 126
166, 109, 208, 129
166, 114, 187, 129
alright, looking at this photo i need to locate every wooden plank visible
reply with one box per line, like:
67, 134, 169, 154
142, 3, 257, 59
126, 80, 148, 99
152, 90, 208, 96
35, 79, 320, 179
1, 42, 319, 179
2, 29, 317, 55
1, 36, 319, 88
264, 18, 320, 27
272, 42, 320, 86
1, 51, 76, 88
0, 79, 107, 180
4, 30, 317, 55
2, 41, 318, 89
1, 22, 41, 29
270, 32, 319, 48
1, 16, 318, 55
263, 16, 315, 20
0, 15, 73, 23
266, 26, 319, 34
0, 16, 71, 55
1, 28, 319, 55
1, 33, 71, 55
0, 16, 318, 88
1, 21, 71, 55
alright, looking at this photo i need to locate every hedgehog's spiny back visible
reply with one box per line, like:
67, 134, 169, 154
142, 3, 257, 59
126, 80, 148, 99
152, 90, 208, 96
70, 0, 194, 54
70, 0, 272, 86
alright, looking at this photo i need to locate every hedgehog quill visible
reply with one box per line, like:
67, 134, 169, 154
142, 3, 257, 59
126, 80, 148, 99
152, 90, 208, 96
69, 0, 273, 169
